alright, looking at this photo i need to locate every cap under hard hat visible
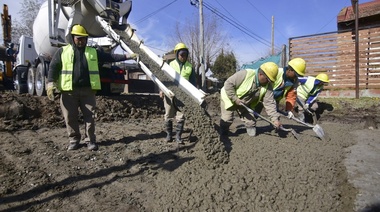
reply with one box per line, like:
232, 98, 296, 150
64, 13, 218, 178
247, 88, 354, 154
288, 58, 306, 76
71, 24, 89, 37
260, 62, 279, 82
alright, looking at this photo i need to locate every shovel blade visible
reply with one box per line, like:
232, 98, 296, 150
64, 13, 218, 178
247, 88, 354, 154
290, 129, 301, 140
279, 126, 300, 140
313, 124, 325, 139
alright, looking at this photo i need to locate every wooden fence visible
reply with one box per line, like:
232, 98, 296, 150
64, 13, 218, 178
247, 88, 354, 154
289, 26, 380, 91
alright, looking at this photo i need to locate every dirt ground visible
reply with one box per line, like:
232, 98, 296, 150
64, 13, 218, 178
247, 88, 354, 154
0, 88, 379, 212
1, 36, 380, 211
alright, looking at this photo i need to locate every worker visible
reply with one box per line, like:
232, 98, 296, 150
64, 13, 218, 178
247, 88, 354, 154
47, 24, 138, 151
219, 62, 282, 136
273, 58, 306, 119
296, 73, 330, 121
6, 43, 17, 62
159, 42, 196, 144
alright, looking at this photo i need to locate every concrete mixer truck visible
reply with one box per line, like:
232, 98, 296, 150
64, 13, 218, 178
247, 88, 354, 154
12, 0, 206, 105
11, 0, 144, 95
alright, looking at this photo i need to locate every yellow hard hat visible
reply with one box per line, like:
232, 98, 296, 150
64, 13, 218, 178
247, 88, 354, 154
288, 58, 306, 76
174, 42, 188, 52
260, 62, 278, 82
316, 73, 329, 83
71, 24, 89, 37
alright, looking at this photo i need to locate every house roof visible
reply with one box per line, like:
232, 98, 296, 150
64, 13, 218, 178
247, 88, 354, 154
337, 0, 380, 23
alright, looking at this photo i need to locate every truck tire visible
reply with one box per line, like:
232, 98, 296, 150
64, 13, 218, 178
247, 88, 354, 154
35, 63, 46, 96
13, 66, 28, 94
27, 67, 36, 95
97, 82, 111, 96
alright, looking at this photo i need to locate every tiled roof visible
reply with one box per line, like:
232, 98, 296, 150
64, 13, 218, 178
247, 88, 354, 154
337, 0, 380, 22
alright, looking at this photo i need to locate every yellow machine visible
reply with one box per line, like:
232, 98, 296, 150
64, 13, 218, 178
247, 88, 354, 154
0, 4, 13, 87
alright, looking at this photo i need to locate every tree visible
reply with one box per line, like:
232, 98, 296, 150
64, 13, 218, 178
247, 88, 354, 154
212, 50, 237, 81
11, 0, 43, 44
169, 13, 230, 85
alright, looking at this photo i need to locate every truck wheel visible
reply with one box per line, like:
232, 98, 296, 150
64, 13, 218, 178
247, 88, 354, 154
97, 83, 111, 96
14, 72, 27, 94
27, 67, 36, 95
35, 63, 46, 96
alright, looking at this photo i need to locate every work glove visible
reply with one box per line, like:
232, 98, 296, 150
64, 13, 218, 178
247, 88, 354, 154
159, 91, 165, 99
128, 53, 139, 60
303, 103, 310, 110
234, 98, 245, 106
47, 82, 56, 101
286, 111, 294, 119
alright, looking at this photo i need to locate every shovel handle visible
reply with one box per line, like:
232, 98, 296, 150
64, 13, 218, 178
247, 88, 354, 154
277, 109, 315, 128
240, 104, 300, 139
296, 97, 314, 115
240, 104, 273, 126
241, 104, 287, 130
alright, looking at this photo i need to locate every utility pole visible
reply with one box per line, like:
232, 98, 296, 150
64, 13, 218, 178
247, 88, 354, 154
351, 0, 359, 99
199, 0, 206, 91
190, 0, 206, 90
271, 16, 274, 55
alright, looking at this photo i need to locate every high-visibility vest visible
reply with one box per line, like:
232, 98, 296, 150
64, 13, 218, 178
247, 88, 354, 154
221, 69, 267, 110
273, 67, 294, 101
169, 60, 193, 80
297, 76, 320, 99
59, 45, 101, 91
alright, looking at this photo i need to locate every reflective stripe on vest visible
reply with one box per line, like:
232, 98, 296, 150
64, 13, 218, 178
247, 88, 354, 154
59, 45, 101, 91
297, 77, 318, 99
221, 69, 267, 110
169, 60, 193, 80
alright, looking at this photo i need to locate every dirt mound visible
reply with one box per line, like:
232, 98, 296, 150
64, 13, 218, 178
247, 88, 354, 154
0, 91, 164, 131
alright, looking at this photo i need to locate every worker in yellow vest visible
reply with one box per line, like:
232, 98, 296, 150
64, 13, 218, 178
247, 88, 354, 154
47, 24, 138, 151
159, 43, 196, 144
296, 73, 330, 121
220, 62, 282, 137
273, 58, 306, 119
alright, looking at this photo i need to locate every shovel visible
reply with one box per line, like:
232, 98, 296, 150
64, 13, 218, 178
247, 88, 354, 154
296, 97, 317, 124
278, 110, 325, 140
240, 104, 300, 140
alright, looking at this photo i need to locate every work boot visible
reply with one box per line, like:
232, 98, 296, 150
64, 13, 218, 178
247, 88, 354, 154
246, 127, 256, 137
176, 121, 185, 144
219, 120, 231, 136
67, 141, 79, 151
165, 120, 173, 142
87, 142, 98, 151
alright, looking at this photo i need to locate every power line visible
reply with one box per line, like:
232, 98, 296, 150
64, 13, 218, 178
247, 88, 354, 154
200, 1, 273, 48
212, 0, 265, 55
244, 0, 288, 40
135, 0, 179, 25
316, 15, 336, 33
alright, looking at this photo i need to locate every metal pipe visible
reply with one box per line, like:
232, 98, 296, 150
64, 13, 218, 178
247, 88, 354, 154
95, 16, 174, 99
124, 23, 206, 105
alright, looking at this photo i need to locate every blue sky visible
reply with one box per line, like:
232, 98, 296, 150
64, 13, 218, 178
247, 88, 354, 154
2, 0, 374, 65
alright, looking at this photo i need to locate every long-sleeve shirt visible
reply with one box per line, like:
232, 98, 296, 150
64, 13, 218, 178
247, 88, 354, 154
223, 70, 280, 121
298, 77, 324, 104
